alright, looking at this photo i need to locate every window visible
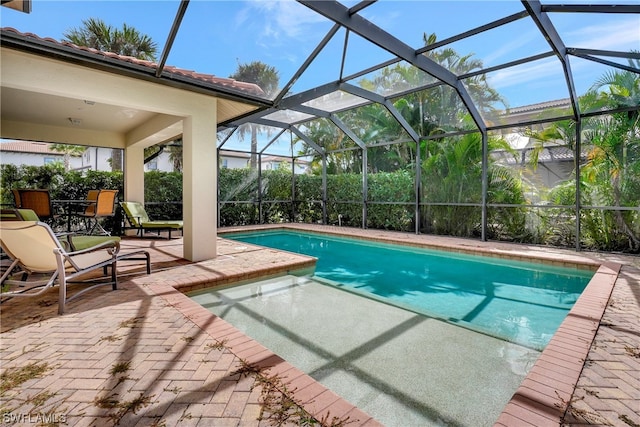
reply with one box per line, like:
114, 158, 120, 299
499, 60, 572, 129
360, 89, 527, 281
222, 158, 228, 169
44, 157, 56, 165
147, 160, 158, 170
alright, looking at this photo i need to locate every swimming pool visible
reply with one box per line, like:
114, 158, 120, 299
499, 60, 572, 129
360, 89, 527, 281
189, 274, 542, 426
223, 230, 594, 350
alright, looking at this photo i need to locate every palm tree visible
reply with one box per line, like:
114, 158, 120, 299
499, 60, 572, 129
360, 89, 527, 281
357, 33, 505, 169
537, 57, 640, 250
298, 117, 361, 174
422, 132, 524, 237
63, 18, 157, 61
63, 18, 158, 171
49, 143, 86, 171
167, 139, 183, 172
229, 61, 280, 169
580, 58, 640, 250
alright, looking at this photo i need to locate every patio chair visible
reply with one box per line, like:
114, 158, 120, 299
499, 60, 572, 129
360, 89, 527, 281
0, 221, 119, 314
12, 188, 58, 221
1, 208, 23, 221
74, 189, 119, 235
1, 208, 151, 273
121, 201, 183, 239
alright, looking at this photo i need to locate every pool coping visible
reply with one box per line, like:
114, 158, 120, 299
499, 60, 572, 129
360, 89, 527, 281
495, 261, 620, 426
217, 224, 623, 426
0, 225, 630, 426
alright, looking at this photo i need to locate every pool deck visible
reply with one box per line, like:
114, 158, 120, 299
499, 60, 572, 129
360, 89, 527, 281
1, 224, 638, 426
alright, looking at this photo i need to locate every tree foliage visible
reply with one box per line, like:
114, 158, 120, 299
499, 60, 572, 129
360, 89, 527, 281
63, 18, 158, 172
229, 61, 280, 169
63, 18, 157, 61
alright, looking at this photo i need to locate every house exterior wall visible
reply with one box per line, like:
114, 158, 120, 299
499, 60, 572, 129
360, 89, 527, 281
80, 146, 176, 172
220, 155, 248, 169
1, 141, 177, 172
0, 140, 84, 169
261, 158, 309, 174
142, 150, 175, 172
0, 150, 84, 169
80, 147, 114, 171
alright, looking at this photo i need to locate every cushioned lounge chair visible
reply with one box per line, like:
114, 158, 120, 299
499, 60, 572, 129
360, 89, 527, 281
2, 208, 150, 273
121, 201, 183, 239
0, 221, 119, 314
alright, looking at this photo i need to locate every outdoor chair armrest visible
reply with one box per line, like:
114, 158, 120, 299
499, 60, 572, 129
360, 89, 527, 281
63, 240, 121, 257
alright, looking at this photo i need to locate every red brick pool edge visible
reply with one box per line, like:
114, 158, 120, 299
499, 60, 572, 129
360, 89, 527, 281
495, 262, 620, 427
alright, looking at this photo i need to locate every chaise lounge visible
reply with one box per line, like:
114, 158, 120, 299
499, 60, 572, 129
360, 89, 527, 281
0, 220, 120, 314
0, 209, 151, 314
120, 201, 183, 239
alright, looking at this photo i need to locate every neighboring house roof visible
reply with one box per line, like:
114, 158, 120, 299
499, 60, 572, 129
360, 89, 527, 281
1, 27, 265, 97
0, 140, 79, 156
219, 150, 250, 159
504, 99, 572, 116
492, 144, 588, 164
263, 155, 310, 165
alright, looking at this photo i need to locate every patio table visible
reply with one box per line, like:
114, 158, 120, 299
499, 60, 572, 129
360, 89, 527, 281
52, 199, 96, 232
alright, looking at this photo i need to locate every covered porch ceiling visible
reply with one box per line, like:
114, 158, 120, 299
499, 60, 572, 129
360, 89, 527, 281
0, 26, 271, 149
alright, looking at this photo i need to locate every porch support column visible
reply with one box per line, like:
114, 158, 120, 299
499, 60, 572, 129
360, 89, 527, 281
183, 112, 217, 261
123, 145, 145, 236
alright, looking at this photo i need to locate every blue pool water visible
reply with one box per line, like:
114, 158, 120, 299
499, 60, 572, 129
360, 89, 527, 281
224, 230, 594, 349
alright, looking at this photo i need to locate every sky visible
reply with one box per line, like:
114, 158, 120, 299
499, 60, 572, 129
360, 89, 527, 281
1, 0, 639, 109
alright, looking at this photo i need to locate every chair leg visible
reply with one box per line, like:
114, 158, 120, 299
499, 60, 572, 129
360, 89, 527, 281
81, 217, 92, 235
0, 259, 20, 284
116, 250, 151, 274
85, 218, 109, 236
111, 260, 117, 290
92, 221, 110, 236
57, 269, 66, 315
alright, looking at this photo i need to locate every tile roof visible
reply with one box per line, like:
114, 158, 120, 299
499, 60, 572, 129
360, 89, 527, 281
506, 98, 572, 115
1, 27, 265, 97
263, 155, 310, 164
0, 140, 77, 155
219, 150, 250, 159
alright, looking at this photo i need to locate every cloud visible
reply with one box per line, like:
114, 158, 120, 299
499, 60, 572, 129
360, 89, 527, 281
564, 17, 639, 51
481, 29, 542, 66
487, 57, 562, 90
239, 0, 328, 42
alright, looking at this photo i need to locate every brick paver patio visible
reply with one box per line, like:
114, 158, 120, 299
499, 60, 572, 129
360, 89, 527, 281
1, 225, 638, 426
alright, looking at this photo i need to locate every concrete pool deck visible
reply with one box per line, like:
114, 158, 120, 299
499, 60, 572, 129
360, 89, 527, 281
1, 224, 638, 426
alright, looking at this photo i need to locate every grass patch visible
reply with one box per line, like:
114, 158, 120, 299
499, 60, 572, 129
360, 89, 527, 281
99, 334, 122, 342
234, 359, 355, 426
118, 317, 144, 328
109, 361, 131, 376
206, 340, 228, 351
94, 392, 155, 424
0, 361, 50, 395
624, 345, 640, 358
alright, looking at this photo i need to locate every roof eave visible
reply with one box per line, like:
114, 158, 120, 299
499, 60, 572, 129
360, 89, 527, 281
0, 29, 273, 110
